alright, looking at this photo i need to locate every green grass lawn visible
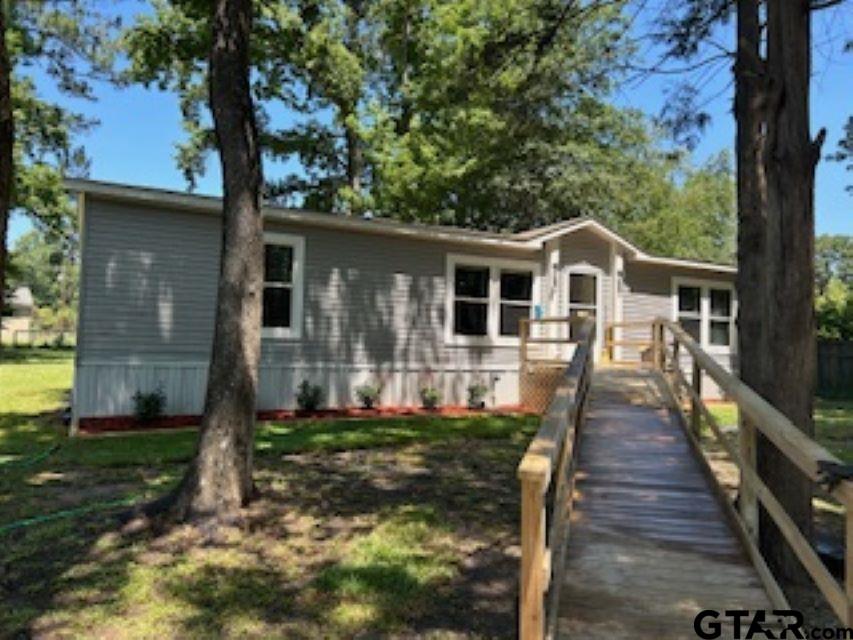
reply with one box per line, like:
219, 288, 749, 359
707, 398, 853, 462
0, 348, 536, 639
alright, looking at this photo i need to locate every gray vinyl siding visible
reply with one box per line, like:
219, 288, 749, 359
78, 200, 220, 359
75, 197, 543, 415
79, 198, 539, 368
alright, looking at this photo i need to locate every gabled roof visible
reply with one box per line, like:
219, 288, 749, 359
66, 178, 736, 274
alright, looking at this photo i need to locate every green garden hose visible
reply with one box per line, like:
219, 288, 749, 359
0, 443, 60, 469
0, 494, 140, 536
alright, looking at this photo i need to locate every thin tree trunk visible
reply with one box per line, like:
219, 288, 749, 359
759, 0, 823, 584
345, 118, 362, 204
168, 0, 264, 522
0, 5, 14, 327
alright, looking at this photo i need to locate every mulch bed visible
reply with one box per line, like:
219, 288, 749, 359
77, 405, 531, 435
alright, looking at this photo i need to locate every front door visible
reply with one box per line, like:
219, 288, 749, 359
567, 269, 602, 359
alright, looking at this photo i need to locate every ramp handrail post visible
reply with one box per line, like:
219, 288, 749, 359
739, 414, 759, 542
691, 359, 702, 438
519, 471, 547, 640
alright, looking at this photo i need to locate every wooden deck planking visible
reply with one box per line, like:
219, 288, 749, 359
556, 368, 775, 640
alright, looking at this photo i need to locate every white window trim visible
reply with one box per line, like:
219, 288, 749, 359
671, 277, 737, 354
563, 264, 605, 358
445, 253, 542, 347
262, 232, 305, 340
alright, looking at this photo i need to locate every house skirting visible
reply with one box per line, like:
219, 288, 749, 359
72, 361, 521, 419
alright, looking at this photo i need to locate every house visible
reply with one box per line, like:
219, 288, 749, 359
1, 286, 35, 343
67, 179, 738, 425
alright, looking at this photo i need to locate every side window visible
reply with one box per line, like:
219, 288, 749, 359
677, 285, 702, 343
453, 265, 490, 336
263, 244, 294, 330
262, 233, 304, 338
709, 288, 733, 347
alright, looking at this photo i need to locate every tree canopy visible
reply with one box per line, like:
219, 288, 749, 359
123, 0, 735, 262
7, 1, 116, 228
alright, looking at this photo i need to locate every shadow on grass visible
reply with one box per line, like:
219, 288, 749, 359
2, 417, 534, 638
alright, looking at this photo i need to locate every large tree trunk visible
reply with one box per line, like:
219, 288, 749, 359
0, 6, 13, 326
758, 0, 822, 584
734, 0, 768, 549
168, 0, 264, 522
734, 0, 767, 395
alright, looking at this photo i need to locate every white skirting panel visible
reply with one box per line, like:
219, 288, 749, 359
73, 361, 521, 418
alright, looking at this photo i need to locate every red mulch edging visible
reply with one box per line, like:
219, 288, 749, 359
77, 405, 532, 436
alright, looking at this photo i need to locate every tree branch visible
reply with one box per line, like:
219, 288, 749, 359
810, 0, 847, 11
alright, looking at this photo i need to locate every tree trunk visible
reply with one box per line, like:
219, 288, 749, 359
734, 0, 768, 551
168, 0, 264, 523
345, 117, 362, 206
734, 0, 767, 397
758, 0, 822, 585
0, 5, 14, 326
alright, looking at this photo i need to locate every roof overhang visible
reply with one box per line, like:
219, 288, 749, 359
66, 178, 535, 252
66, 178, 737, 274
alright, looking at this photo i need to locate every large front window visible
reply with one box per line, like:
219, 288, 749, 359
262, 233, 305, 339
447, 255, 539, 343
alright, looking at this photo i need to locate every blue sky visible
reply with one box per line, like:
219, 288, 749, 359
9, 3, 852, 245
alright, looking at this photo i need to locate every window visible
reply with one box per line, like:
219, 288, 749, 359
262, 233, 304, 339
454, 266, 489, 336
568, 272, 598, 340
676, 285, 702, 343
673, 279, 736, 350
446, 255, 539, 344
709, 288, 733, 347
499, 270, 533, 336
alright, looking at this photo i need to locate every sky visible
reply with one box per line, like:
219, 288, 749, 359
8, 1, 852, 246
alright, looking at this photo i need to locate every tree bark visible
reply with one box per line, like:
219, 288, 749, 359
0, 5, 14, 326
168, 0, 264, 522
758, 0, 821, 584
734, 0, 767, 397
345, 116, 362, 204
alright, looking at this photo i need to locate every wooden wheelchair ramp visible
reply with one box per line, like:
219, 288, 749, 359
556, 367, 774, 639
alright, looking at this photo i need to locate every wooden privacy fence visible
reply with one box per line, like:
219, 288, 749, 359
818, 340, 853, 397
517, 318, 595, 640
653, 317, 853, 624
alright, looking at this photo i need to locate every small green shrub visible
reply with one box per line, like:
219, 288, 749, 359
420, 386, 441, 411
132, 386, 166, 422
467, 383, 489, 409
355, 383, 382, 409
297, 380, 324, 412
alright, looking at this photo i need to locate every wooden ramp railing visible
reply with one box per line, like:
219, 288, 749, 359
652, 317, 853, 625
517, 318, 595, 640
